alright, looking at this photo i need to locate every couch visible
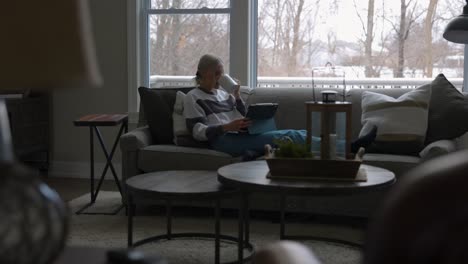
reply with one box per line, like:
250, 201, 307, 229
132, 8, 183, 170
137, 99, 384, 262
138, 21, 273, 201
120, 84, 465, 217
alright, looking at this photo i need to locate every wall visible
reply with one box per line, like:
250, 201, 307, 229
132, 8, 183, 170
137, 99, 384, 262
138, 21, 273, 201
50, 0, 128, 177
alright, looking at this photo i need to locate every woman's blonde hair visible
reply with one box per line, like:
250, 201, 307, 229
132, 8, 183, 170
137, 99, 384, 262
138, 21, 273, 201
195, 54, 223, 85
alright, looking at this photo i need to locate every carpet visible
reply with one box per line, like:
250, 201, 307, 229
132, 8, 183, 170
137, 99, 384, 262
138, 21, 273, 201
69, 191, 124, 214
67, 192, 363, 264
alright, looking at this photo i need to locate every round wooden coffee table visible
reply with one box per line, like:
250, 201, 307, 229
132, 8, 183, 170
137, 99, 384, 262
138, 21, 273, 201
126, 170, 254, 264
217, 160, 396, 260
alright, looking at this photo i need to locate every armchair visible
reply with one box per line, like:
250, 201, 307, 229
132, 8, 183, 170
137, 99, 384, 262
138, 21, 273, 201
364, 149, 468, 264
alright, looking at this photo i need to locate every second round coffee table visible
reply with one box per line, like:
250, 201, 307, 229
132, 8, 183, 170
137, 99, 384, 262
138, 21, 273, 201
126, 170, 254, 264
218, 160, 396, 262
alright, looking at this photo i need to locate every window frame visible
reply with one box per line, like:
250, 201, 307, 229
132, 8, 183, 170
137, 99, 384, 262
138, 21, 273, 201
465, 45, 468, 92
146, 5, 231, 83
128, 0, 255, 121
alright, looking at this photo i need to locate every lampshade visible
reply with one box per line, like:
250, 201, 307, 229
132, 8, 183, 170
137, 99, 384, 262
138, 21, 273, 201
0, 0, 102, 90
443, 1, 468, 44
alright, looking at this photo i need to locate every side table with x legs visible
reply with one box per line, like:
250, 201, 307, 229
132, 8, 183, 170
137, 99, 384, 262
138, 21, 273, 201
73, 114, 128, 215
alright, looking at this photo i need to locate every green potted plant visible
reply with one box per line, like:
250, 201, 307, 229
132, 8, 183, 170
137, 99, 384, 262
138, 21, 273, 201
271, 138, 313, 159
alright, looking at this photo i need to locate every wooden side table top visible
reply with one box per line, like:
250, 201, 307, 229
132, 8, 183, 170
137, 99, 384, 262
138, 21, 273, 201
74, 114, 128, 126
218, 160, 395, 195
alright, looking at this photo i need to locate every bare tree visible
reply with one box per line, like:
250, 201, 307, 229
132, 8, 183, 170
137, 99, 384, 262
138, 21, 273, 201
288, 0, 305, 75
258, 0, 286, 67
258, 0, 321, 76
147, 0, 465, 79
385, 0, 423, 77
424, 0, 439, 77
353, 0, 392, 77
353, 0, 376, 77
327, 31, 337, 58
169, 0, 182, 73
149, 0, 229, 76
397, 0, 409, 77
150, 0, 170, 75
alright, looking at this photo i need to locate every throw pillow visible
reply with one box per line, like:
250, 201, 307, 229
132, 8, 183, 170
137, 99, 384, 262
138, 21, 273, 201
425, 73, 468, 144
172, 91, 190, 141
360, 85, 431, 155
138, 86, 194, 144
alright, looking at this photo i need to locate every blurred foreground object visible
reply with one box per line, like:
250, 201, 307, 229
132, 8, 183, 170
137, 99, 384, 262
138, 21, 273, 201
0, 0, 102, 263
0, 1, 102, 89
443, 0, 468, 44
365, 150, 468, 264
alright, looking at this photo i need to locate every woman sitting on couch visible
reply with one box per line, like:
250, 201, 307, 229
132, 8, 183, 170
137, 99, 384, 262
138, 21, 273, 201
183, 54, 307, 158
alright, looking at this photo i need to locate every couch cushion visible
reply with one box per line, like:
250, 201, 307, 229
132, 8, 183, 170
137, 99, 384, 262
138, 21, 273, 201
138, 145, 237, 172
138, 87, 195, 144
425, 74, 468, 144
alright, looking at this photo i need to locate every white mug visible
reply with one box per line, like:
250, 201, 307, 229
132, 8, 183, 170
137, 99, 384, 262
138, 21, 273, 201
218, 74, 238, 93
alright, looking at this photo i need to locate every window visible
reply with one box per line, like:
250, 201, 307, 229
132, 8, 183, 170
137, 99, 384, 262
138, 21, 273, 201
147, 0, 231, 87
257, 0, 465, 83
129, 0, 466, 117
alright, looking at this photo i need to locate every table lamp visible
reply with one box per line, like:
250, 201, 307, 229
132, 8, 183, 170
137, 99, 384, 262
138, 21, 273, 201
443, 0, 468, 44
0, 1, 102, 264
443, 0, 468, 91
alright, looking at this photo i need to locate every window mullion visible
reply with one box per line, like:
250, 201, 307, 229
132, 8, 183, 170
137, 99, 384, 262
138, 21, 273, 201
141, 0, 150, 88
230, 0, 250, 86
250, 0, 258, 88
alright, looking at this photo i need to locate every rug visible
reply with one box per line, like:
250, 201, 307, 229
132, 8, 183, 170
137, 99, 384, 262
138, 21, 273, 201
69, 191, 124, 214
67, 192, 363, 264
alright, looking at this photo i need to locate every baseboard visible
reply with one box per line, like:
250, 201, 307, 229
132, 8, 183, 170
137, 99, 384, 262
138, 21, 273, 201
49, 161, 122, 179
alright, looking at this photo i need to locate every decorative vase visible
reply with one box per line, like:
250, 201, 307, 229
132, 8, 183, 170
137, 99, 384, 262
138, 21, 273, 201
0, 162, 68, 264
0, 99, 68, 264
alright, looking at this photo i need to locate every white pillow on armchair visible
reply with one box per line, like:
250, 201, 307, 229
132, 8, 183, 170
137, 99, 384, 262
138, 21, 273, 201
419, 140, 456, 161
172, 91, 190, 142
